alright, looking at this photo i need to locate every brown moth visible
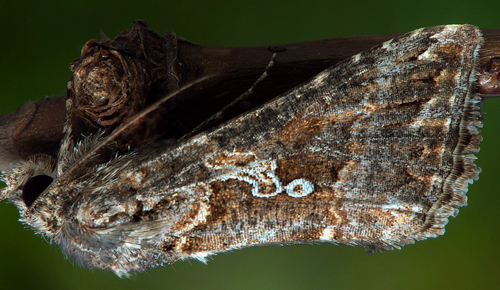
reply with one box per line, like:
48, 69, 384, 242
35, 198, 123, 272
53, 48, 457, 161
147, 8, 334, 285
0, 25, 483, 275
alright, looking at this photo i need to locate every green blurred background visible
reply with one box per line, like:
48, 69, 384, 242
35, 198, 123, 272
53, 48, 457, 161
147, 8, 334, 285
1, 1, 500, 289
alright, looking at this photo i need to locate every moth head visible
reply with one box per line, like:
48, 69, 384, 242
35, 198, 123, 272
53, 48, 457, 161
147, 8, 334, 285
0, 154, 63, 235
0, 132, 152, 272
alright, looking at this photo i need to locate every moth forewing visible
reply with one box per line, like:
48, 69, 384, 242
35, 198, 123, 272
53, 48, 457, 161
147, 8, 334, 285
0, 25, 483, 275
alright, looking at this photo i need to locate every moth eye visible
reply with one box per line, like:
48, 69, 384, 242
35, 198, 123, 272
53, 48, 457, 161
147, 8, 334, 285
22, 175, 54, 207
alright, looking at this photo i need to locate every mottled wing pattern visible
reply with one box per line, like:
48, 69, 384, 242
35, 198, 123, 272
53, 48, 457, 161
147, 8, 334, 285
129, 25, 482, 257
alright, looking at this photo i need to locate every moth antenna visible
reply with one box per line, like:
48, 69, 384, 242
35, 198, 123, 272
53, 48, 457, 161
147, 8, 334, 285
182, 52, 278, 140
58, 76, 212, 180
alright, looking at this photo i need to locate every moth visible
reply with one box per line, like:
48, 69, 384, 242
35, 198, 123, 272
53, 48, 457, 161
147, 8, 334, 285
0, 23, 485, 275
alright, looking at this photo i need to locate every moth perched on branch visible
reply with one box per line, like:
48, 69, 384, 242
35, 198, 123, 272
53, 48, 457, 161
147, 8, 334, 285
0, 21, 499, 275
